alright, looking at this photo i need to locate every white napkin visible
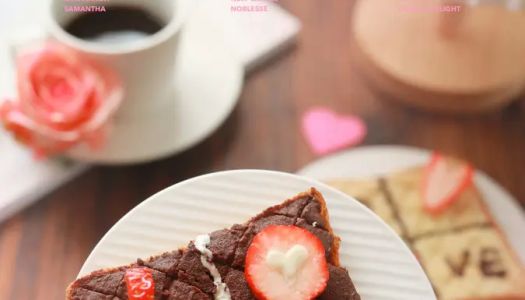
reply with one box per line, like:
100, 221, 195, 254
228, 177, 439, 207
0, 136, 87, 221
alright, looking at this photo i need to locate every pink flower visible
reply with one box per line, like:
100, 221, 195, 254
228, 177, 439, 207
0, 43, 123, 157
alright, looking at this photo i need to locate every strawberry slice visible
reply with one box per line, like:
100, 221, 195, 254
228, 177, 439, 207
245, 225, 329, 300
125, 267, 155, 300
422, 152, 474, 215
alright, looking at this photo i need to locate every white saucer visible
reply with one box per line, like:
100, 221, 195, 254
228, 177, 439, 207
298, 145, 525, 265
79, 170, 435, 300
0, 7, 244, 164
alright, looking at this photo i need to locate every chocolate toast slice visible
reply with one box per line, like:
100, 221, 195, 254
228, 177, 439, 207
66, 188, 360, 300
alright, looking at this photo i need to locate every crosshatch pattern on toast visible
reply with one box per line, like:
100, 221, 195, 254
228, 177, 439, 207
66, 188, 360, 300
327, 168, 525, 300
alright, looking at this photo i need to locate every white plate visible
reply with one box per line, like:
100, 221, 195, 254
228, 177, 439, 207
298, 145, 525, 265
79, 170, 436, 300
0, 3, 244, 164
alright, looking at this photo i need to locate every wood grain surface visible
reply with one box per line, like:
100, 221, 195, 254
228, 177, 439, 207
0, 1, 524, 299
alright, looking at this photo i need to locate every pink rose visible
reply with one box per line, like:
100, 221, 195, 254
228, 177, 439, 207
0, 43, 123, 157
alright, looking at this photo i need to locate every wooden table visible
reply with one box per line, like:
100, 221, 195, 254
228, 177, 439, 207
1, 1, 524, 299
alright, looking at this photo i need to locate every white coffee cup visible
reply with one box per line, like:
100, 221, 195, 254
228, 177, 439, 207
7, 0, 196, 163
46, 0, 190, 119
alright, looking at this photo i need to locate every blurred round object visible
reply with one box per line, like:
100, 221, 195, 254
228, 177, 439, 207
351, 0, 525, 114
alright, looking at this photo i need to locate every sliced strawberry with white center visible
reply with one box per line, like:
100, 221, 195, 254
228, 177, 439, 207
245, 225, 329, 300
125, 267, 155, 300
422, 152, 474, 215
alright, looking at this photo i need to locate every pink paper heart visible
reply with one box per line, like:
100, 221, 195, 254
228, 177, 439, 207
301, 107, 367, 155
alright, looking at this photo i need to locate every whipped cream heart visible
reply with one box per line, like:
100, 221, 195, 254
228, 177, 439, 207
266, 244, 309, 278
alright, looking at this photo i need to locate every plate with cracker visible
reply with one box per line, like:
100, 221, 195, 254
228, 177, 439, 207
298, 145, 525, 300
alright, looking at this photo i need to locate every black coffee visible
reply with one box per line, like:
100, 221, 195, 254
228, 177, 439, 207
64, 6, 164, 44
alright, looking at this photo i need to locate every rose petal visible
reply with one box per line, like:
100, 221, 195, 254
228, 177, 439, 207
27, 56, 88, 123
36, 68, 87, 119
1, 101, 82, 157
3, 42, 123, 156
75, 62, 123, 133
17, 45, 86, 123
